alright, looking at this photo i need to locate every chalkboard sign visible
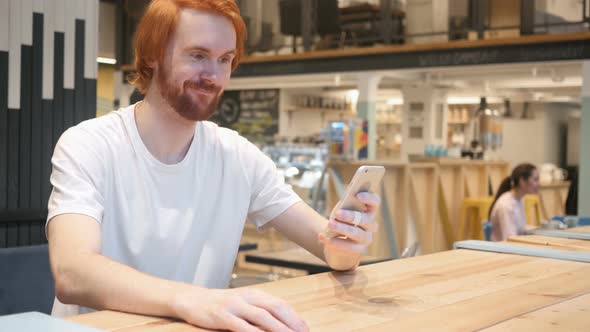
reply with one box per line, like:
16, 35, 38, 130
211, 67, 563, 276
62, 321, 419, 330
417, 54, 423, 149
212, 89, 279, 144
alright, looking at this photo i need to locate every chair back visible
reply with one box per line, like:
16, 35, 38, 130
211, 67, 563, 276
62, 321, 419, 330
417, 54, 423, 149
279, 0, 301, 36
483, 221, 493, 241
0, 244, 55, 315
317, 0, 340, 35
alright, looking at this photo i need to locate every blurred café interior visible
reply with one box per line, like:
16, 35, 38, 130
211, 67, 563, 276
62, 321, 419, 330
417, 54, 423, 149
2, 0, 590, 328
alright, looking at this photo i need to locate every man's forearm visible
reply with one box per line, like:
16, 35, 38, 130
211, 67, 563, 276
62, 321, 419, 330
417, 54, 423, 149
54, 252, 196, 318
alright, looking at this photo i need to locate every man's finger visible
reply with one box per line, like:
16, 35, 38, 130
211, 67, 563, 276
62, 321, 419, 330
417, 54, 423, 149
223, 313, 265, 332
334, 209, 376, 231
243, 290, 308, 332
356, 192, 381, 208
241, 306, 293, 332
327, 220, 372, 245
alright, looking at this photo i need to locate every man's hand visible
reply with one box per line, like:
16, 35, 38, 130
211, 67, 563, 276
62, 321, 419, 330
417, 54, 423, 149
173, 287, 309, 332
319, 192, 381, 269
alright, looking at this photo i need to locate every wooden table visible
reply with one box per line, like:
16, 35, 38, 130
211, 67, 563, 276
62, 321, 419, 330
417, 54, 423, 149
507, 234, 590, 252
532, 227, 590, 241
245, 247, 390, 274
570, 225, 590, 233
481, 292, 590, 331
69, 249, 590, 331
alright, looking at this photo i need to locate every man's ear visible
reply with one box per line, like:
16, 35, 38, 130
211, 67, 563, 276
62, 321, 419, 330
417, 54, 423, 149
148, 59, 158, 71
148, 60, 161, 81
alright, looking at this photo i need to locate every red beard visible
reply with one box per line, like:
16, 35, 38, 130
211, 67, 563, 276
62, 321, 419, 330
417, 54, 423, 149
157, 66, 223, 122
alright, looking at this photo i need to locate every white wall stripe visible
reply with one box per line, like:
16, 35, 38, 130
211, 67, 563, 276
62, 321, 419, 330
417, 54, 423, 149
54, 0, 65, 33
84, 0, 98, 79
8, 0, 21, 109
0, 1, 9, 52
93, 0, 98, 79
32, 0, 43, 13
583, 62, 590, 98
75, 0, 85, 20
43, 0, 55, 99
93, 0, 99, 79
63, 0, 75, 89
21, 0, 33, 46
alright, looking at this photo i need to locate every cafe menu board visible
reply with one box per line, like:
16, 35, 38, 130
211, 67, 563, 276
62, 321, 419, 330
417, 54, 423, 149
212, 89, 279, 144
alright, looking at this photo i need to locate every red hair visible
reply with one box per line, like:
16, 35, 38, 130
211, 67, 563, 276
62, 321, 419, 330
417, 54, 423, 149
129, 0, 246, 94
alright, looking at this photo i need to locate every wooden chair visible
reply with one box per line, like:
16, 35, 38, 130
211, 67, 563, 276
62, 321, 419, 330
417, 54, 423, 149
457, 197, 494, 241
524, 194, 543, 226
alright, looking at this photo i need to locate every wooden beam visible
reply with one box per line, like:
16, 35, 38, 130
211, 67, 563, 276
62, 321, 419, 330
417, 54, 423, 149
241, 31, 590, 64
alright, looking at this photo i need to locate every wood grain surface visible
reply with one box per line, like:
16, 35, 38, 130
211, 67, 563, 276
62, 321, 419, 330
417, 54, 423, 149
481, 292, 590, 331
69, 249, 590, 331
507, 235, 590, 252
569, 226, 590, 233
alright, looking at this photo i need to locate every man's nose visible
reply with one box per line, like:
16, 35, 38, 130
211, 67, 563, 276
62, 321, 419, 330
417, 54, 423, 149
200, 60, 219, 84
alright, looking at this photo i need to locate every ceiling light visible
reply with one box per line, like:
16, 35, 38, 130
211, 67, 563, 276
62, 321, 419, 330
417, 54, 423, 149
386, 98, 403, 105
97, 57, 117, 65
346, 89, 359, 104
447, 96, 481, 104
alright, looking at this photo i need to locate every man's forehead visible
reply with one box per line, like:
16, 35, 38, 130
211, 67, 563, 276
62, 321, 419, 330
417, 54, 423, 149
168, 8, 236, 54
175, 8, 236, 43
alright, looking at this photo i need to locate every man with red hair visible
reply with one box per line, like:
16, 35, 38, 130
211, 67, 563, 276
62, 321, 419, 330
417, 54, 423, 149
46, 1, 380, 331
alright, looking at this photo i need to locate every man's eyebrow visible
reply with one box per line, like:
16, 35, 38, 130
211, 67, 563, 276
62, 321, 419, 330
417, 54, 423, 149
184, 46, 236, 56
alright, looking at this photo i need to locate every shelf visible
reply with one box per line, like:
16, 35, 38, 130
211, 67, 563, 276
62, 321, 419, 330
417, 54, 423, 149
377, 146, 401, 151
287, 107, 352, 113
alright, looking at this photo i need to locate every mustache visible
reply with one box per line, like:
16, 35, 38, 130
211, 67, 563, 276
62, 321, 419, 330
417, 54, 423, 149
184, 80, 221, 94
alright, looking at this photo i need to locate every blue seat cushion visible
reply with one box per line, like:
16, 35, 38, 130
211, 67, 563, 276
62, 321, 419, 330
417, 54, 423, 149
0, 245, 55, 315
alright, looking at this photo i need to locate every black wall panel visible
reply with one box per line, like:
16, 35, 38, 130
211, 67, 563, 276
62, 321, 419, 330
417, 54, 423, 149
52, 32, 65, 147
30, 13, 44, 209
18, 46, 32, 209
0, 52, 8, 209
2, 10, 96, 247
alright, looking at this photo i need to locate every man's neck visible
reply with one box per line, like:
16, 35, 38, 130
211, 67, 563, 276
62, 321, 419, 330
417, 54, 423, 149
134, 93, 196, 165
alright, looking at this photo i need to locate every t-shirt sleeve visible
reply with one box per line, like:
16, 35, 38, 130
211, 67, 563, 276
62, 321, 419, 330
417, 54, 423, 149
241, 139, 301, 230
46, 127, 106, 228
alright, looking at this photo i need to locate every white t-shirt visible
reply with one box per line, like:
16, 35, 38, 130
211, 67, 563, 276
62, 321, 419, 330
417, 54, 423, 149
46, 104, 301, 316
490, 191, 526, 241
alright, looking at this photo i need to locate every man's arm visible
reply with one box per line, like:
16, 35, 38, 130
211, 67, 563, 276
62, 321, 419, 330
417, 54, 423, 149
48, 214, 187, 316
48, 214, 308, 332
269, 192, 380, 271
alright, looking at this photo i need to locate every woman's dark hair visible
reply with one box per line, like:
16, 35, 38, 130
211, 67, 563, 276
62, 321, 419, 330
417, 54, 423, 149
488, 163, 537, 219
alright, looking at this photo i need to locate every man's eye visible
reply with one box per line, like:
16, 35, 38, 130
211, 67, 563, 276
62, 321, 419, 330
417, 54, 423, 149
191, 53, 205, 60
219, 57, 232, 64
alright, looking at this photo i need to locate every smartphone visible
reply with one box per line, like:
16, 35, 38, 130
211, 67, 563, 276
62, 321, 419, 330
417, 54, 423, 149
325, 165, 385, 238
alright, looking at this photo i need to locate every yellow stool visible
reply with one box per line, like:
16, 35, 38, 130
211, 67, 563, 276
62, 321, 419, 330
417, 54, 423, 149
524, 194, 543, 226
457, 197, 494, 241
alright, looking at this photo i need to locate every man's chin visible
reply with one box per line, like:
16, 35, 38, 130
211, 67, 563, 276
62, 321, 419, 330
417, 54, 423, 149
175, 106, 216, 122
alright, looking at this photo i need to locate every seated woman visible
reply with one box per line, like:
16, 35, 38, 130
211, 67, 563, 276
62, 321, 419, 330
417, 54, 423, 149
489, 163, 540, 241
